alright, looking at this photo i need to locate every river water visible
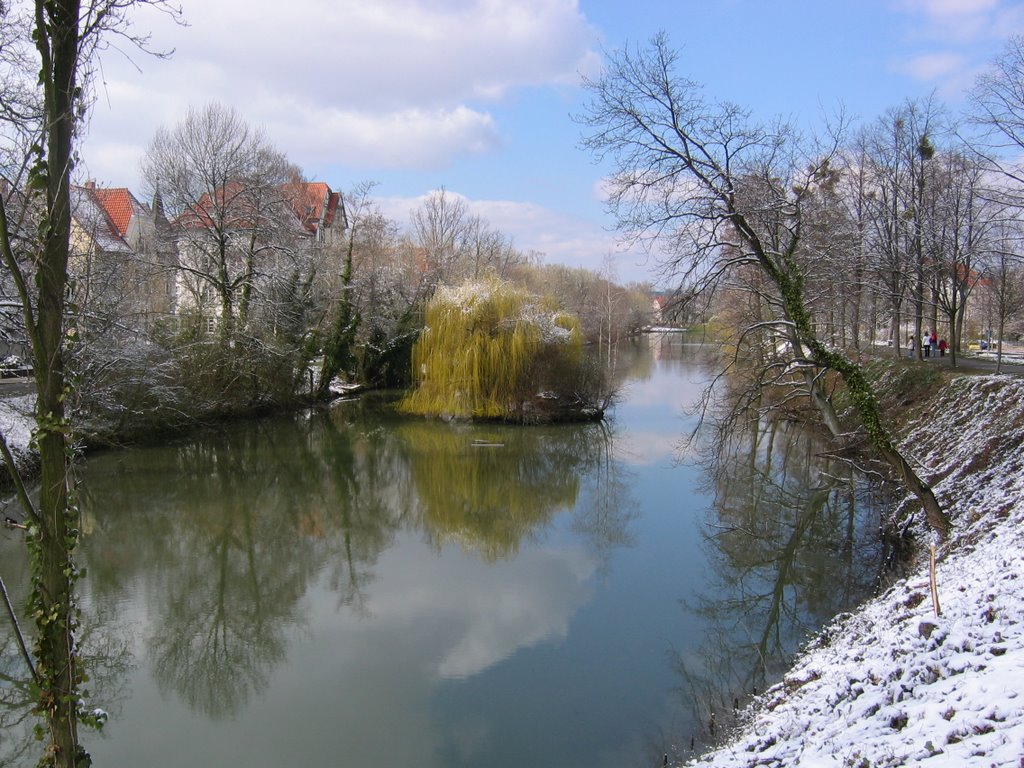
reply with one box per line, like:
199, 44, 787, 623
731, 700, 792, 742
0, 335, 888, 767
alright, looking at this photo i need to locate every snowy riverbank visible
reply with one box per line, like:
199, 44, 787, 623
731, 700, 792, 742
0, 394, 37, 483
4, 373, 1024, 765
688, 374, 1024, 767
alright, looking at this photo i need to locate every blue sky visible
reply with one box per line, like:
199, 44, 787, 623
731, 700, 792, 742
80, 0, 1024, 285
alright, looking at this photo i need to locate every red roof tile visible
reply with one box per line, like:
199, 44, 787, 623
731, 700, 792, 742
287, 181, 342, 234
92, 188, 136, 237
176, 180, 342, 236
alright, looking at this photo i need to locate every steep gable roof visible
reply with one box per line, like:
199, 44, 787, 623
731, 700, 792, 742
176, 180, 345, 238
91, 187, 143, 238
291, 181, 343, 234
71, 185, 132, 254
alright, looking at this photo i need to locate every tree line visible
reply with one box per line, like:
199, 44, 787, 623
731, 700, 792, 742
582, 36, 1024, 375
2, 100, 656, 440
577, 33, 1024, 542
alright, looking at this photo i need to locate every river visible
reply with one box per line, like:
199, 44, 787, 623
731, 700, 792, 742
0, 334, 889, 767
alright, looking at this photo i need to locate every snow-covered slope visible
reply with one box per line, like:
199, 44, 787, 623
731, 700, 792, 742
689, 375, 1024, 767
0, 394, 37, 480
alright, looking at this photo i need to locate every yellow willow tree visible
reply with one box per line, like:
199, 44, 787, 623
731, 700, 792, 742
400, 280, 599, 422
396, 422, 583, 559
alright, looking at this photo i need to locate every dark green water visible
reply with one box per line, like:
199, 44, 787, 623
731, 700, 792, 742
0, 336, 887, 767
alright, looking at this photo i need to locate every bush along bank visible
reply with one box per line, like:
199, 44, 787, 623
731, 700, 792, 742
685, 374, 1024, 767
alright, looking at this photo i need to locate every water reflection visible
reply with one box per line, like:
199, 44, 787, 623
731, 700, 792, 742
1, 337, 886, 767
673, 414, 888, 757
0, 534, 34, 768
69, 396, 631, 730
400, 421, 596, 560
0, 532, 133, 767
81, 427, 323, 720
569, 421, 638, 576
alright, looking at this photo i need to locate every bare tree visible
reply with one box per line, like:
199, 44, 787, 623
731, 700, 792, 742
408, 187, 525, 284
0, 2, 182, 765
460, 213, 522, 281
833, 135, 877, 349
928, 149, 994, 363
967, 35, 1024, 207
142, 103, 303, 340
578, 33, 951, 538
984, 219, 1024, 372
0, 6, 40, 363
410, 186, 470, 292
860, 101, 947, 359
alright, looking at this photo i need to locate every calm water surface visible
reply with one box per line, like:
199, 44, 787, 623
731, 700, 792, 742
0, 336, 887, 767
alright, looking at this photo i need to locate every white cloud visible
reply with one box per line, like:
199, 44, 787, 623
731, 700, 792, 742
376, 191, 652, 282
897, 0, 999, 16
893, 0, 1000, 30
896, 50, 967, 80
885, 0, 1024, 103
892, 0, 1012, 41
180, 0, 596, 109
81, 0, 599, 185
267, 104, 501, 171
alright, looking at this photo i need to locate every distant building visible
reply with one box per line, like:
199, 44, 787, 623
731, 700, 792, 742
71, 182, 178, 328
290, 181, 347, 245
171, 179, 347, 326
651, 294, 666, 326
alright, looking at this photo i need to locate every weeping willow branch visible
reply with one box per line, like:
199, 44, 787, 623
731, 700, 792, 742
400, 279, 590, 422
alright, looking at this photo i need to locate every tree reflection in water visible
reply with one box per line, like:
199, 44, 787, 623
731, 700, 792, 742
0, 536, 35, 768
671, 414, 891, 760
57, 392, 635, 726
77, 405, 401, 720
0, 534, 132, 767
569, 421, 638, 575
401, 420, 593, 560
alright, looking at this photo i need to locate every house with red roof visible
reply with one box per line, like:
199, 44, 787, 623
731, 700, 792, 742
290, 181, 347, 245
175, 179, 346, 242
67, 179, 347, 335
71, 182, 178, 326
170, 177, 347, 328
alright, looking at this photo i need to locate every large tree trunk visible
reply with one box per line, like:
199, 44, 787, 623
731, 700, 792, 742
802, 325, 952, 540
31, 1, 86, 764
769, 241, 952, 541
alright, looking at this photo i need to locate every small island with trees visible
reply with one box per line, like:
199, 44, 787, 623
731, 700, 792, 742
2, 2, 1024, 767
399, 279, 608, 423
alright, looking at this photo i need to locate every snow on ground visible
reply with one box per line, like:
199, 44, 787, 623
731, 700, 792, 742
0, 394, 36, 477
4, 369, 1023, 765
688, 375, 1024, 767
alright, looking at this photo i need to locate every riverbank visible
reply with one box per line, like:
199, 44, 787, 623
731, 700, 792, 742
687, 374, 1024, 767
4, 367, 1024, 765
0, 394, 38, 486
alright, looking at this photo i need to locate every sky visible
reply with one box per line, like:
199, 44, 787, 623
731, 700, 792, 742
77, 0, 1024, 286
